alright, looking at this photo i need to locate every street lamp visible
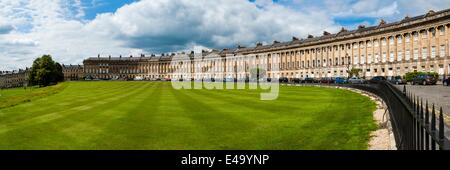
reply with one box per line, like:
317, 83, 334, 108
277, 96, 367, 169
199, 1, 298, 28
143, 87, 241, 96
345, 53, 352, 78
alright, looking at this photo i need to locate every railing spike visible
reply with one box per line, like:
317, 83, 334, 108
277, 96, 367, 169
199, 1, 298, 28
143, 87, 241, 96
420, 98, 424, 150
439, 107, 445, 150
431, 104, 436, 150
425, 100, 430, 150
403, 84, 406, 95
426, 100, 429, 124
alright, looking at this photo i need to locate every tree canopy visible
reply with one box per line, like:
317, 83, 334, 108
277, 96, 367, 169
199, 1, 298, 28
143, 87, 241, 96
29, 55, 64, 87
348, 68, 363, 78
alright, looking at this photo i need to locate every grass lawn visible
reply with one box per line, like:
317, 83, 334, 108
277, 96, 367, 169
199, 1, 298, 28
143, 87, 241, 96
0, 81, 376, 150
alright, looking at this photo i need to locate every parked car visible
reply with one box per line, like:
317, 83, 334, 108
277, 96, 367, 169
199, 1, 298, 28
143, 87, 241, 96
292, 78, 301, 84
388, 76, 407, 85
320, 77, 334, 84
302, 77, 315, 83
412, 74, 437, 85
370, 76, 386, 82
334, 77, 348, 84
443, 76, 450, 86
348, 77, 365, 84
223, 78, 235, 82
279, 77, 289, 83
134, 77, 144, 81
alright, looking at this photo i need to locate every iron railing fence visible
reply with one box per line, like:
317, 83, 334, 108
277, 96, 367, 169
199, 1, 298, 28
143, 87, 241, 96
284, 81, 449, 150
345, 82, 449, 150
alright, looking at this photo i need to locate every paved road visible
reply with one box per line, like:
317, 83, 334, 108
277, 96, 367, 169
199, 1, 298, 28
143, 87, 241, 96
395, 84, 450, 140
395, 85, 450, 116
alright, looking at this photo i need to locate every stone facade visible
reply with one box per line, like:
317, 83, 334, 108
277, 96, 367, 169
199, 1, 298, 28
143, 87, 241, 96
0, 69, 30, 89
62, 64, 84, 81
83, 9, 450, 81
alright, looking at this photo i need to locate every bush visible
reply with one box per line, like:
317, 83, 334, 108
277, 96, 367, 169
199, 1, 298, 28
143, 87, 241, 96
404, 71, 439, 82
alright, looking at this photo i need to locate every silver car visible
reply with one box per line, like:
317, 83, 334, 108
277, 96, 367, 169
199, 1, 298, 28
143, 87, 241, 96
348, 77, 365, 84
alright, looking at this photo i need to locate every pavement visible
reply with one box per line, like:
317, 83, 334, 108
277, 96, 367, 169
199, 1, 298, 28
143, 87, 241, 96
395, 84, 450, 140
395, 85, 450, 115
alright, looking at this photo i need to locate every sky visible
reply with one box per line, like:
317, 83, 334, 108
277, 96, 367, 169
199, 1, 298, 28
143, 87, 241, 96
1, 0, 450, 70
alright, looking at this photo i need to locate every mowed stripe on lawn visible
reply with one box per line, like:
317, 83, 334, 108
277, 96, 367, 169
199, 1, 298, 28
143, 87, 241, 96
0, 82, 154, 149
0, 82, 376, 150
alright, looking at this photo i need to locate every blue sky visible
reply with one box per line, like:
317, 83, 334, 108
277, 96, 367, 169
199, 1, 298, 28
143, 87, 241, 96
80, 0, 137, 20
0, 0, 449, 70
81, 0, 381, 28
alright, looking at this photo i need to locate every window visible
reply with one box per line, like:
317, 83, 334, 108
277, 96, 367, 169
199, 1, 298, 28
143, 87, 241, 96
361, 55, 365, 64
390, 51, 394, 62
397, 37, 402, 44
440, 45, 446, 57
368, 54, 372, 64
354, 55, 358, 64
368, 41, 372, 47
422, 47, 428, 59
374, 40, 379, 47
440, 27, 445, 36
382, 39, 387, 46
398, 51, 403, 61
375, 53, 379, 63
405, 35, 410, 43
414, 33, 418, 41
382, 52, 387, 62
422, 31, 427, 39
431, 46, 436, 58
389, 37, 394, 45
406, 49, 411, 61
414, 48, 419, 60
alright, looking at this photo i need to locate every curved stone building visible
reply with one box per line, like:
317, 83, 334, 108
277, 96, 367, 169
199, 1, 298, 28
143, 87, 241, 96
0, 69, 29, 89
83, 9, 450, 81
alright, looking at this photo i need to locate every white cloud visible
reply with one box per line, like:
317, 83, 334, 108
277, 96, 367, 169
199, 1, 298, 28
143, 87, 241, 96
1, 0, 449, 71
0, 0, 341, 70
87, 0, 339, 51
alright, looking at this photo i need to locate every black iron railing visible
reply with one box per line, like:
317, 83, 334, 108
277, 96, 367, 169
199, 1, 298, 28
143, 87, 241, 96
347, 81, 449, 150
284, 81, 449, 150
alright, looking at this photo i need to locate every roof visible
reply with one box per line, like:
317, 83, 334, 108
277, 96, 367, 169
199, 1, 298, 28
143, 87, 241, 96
236, 8, 450, 54
0, 69, 29, 76
83, 8, 450, 61
63, 65, 83, 69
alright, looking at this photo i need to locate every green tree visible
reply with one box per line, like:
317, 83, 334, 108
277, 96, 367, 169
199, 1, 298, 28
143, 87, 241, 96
55, 62, 64, 82
29, 55, 64, 87
348, 68, 363, 78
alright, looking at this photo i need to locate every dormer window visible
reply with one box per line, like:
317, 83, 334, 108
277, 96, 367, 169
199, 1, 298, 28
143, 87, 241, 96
421, 31, 427, 39
389, 37, 394, 45
413, 32, 419, 41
